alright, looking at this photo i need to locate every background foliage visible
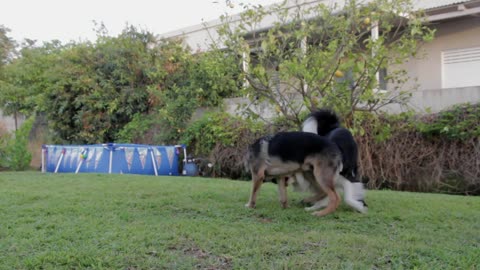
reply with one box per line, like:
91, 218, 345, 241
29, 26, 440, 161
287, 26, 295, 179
180, 111, 265, 178
416, 103, 480, 140
0, 116, 33, 170
357, 106, 480, 195
190, 104, 480, 195
0, 26, 240, 145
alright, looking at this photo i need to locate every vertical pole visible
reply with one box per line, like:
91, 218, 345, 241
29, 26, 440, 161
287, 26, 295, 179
300, 36, 308, 93
150, 148, 158, 176
242, 49, 249, 88
75, 159, 83, 174
371, 20, 380, 88
182, 146, 188, 175
75, 149, 85, 174
109, 145, 113, 174
14, 110, 18, 132
54, 148, 65, 173
41, 146, 46, 173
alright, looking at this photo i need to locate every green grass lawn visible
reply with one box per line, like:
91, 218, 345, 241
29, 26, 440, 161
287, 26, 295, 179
0, 172, 479, 269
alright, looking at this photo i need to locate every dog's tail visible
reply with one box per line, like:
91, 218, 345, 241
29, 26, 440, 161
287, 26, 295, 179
302, 109, 340, 136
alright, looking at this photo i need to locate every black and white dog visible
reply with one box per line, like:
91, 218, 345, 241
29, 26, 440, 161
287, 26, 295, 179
296, 109, 367, 213
245, 131, 344, 217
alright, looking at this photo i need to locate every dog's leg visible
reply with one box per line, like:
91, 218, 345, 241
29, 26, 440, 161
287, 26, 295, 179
277, 176, 289, 209
300, 181, 326, 206
311, 186, 339, 217
311, 161, 340, 217
295, 171, 326, 205
343, 178, 368, 213
305, 178, 343, 211
245, 168, 265, 208
293, 172, 310, 192
351, 182, 367, 206
301, 193, 325, 205
305, 196, 330, 211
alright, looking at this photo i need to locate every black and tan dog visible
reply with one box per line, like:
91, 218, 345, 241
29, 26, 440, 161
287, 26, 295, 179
244, 131, 343, 217
294, 109, 367, 213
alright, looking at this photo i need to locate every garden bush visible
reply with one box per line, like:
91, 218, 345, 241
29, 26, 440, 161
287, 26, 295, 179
0, 117, 34, 171
358, 103, 480, 195
0, 123, 10, 170
116, 113, 159, 144
180, 111, 267, 179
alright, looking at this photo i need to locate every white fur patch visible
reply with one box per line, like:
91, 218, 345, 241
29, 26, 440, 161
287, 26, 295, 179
305, 197, 330, 211
293, 172, 311, 192
303, 175, 367, 213
343, 179, 367, 213
302, 117, 318, 133
351, 182, 366, 202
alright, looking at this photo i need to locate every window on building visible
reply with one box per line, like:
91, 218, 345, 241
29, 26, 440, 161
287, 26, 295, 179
442, 46, 480, 88
335, 67, 387, 92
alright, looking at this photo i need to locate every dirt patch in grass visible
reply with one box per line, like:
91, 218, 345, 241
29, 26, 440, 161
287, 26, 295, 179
168, 241, 233, 270
255, 214, 273, 223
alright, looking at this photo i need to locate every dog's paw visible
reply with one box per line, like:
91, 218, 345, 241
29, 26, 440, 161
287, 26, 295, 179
299, 199, 312, 207
346, 199, 368, 214
358, 206, 368, 214
304, 198, 329, 212
245, 202, 256, 208
311, 210, 329, 217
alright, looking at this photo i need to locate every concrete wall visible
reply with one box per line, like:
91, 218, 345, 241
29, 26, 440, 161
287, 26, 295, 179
223, 97, 278, 120
385, 86, 480, 114
192, 97, 279, 122
0, 109, 25, 132
222, 86, 480, 118
411, 86, 480, 112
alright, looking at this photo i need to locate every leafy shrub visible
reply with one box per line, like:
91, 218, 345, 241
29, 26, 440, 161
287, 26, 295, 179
116, 113, 157, 143
357, 104, 480, 195
181, 111, 263, 156
416, 103, 480, 140
183, 104, 479, 194
155, 86, 200, 144
147, 48, 241, 145
0, 123, 10, 170
0, 117, 33, 170
188, 50, 242, 106
180, 111, 265, 179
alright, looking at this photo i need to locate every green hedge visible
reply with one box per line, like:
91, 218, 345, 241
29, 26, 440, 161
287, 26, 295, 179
181, 104, 480, 194
0, 117, 33, 171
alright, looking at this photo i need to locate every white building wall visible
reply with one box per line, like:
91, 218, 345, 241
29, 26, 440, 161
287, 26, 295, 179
0, 109, 25, 132
399, 16, 480, 91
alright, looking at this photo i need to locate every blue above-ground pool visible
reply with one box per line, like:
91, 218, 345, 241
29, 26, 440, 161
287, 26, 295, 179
41, 143, 186, 176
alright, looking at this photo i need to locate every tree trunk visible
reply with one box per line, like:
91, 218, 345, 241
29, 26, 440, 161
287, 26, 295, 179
14, 110, 18, 131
